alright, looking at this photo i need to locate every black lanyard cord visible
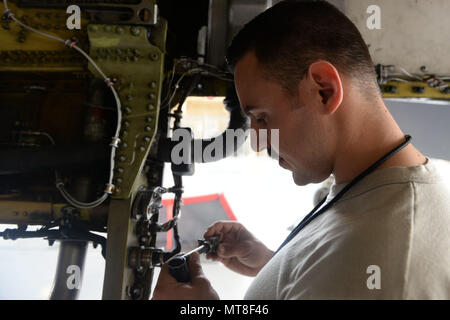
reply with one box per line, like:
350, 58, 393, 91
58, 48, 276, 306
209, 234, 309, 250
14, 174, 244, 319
274, 135, 412, 255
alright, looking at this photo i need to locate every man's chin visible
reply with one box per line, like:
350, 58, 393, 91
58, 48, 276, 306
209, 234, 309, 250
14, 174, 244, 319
292, 172, 310, 186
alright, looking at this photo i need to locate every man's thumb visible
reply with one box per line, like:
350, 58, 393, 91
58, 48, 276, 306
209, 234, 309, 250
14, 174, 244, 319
188, 252, 204, 278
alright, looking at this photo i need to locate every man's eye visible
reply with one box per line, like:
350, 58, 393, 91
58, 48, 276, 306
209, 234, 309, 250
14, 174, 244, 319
256, 116, 267, 124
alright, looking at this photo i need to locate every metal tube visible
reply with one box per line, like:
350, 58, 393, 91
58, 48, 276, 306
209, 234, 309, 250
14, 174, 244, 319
49, 240, 88, 300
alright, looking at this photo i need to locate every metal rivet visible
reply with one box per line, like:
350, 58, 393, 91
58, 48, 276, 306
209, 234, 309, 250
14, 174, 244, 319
146, 117, 152, 123
105, 25, 112, 32
149, 81, 157, 89
138, 146, 146, 152
116, 178, 123, 184
117, 167, 124, 174
131, 27, 141, 36
143, 136, 151, 143
150, 53, 159, 61
145, 126, 152, 132
147, 104, 155, 111
116, 26, 124, 34
148, 93, 155, 100
126, 95, 133, 101
119, 155, 126, 162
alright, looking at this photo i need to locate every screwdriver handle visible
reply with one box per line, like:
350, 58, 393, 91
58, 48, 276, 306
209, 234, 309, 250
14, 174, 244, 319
168, 256, 190, 283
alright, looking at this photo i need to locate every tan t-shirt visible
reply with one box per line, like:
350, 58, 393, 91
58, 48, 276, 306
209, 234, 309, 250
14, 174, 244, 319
244, 159, 450, 299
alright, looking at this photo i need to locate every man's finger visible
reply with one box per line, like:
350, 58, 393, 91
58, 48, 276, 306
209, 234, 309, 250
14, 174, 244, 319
188, 252, 204, 279
204, 221, 241, 238
217, 241, 249, 258
158, 260, 179, 285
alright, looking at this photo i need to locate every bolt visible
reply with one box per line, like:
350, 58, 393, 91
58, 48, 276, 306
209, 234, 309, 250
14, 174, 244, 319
147, 104, 155, 111
140, 236, 148, 243
143, 136, 151, 143
131, 27, 141, 36
148, 93, 156, 100
383, 85, 397, 94
121, 130, 128, 137
117, 167, 124, 174
123, 121, 130, 128
119, 155, 126, 162
116, 178, 123, 184
139, 146, 146, 152
145, 126, 152, 132
149, 81, 157, 89
124, 106, 132, 114
121, 142, 128, 149
412, 86, 425, 94
146, 117, 152, 123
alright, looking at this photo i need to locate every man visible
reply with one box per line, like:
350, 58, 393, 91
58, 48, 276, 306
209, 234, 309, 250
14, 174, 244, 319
153, 1, 450, 299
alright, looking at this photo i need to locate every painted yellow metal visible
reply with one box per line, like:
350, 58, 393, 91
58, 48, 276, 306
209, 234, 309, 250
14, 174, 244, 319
0, 1, 89, 72
87, 21, 167, 199
381, 81, 450, 100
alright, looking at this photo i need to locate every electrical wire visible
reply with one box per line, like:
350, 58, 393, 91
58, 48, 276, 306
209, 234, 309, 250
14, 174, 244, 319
3, 0, 122, 209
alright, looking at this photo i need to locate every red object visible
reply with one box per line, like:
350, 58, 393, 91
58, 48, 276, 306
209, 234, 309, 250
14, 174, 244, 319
161, 193, 237, 250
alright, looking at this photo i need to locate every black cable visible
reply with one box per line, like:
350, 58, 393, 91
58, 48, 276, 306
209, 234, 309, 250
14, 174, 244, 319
274, 135, 412, 255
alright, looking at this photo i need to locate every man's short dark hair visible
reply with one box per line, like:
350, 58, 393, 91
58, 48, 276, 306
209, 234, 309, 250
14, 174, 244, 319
226, 0, 379, 96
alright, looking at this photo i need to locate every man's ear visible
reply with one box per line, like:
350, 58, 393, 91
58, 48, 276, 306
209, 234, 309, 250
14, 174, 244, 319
307, 60, 343, 115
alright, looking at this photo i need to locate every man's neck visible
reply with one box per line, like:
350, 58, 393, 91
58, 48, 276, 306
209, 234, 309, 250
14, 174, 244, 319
332, 104, 427, 185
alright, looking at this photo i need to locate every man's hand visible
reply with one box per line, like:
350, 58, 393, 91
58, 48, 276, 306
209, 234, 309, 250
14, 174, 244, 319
204, 221, 274, 277
152, 252, 220, 300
